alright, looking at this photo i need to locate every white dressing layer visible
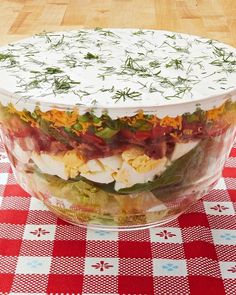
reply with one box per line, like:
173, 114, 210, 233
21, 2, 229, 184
0, 29, 235, 118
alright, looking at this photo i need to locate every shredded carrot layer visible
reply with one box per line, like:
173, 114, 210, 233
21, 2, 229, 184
4, 99, 235, 134
36, 108, 78, 128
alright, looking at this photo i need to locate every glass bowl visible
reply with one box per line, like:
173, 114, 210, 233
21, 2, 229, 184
0, 29, 235, 230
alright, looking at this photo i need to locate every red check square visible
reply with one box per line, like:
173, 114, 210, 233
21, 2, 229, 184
223, 167, 236, 178
229, 148, 236, 157
47, 274, 83, 293
119, 241, 152, 258
83, 275, 118, 293
86, 241, 118, 257
56, 218, 71, 225
4, 184, 31, 197
0, 239, 22, 256
119, 276, 154, 294
0, 210, 28, 224
178, 212, 210, 228
184, 241, 218, 260
0, 274, 14, 292
188, 276, 225, 295
11, 274, 48, 292
53, 240, 86, 257
228, 189, 236, 202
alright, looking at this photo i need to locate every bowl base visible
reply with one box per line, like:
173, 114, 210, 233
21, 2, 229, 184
52, 211, 183, 231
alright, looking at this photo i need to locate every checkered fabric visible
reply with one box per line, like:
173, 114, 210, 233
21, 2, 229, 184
0, 140, 236, 295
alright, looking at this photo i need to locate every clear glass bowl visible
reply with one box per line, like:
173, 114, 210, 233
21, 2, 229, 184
0, 96, 235, 230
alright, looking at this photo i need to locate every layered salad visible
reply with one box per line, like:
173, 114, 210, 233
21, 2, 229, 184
0, 29, 235, 228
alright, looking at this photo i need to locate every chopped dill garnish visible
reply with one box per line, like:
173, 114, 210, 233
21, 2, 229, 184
53, 75, 80, 93
94, 27, 120, 38
45, 67, 63, 74
132, 29, 146, 36
149, 60, 161, 68
50, 35, 65, 48
0, 53, 16, 65
84, 52, 99, 59
112, 88, 141, 102
165, 59, 184, 70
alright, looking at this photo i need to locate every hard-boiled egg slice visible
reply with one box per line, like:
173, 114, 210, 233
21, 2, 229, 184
62, 150, 85, 178
87, 159, 104, 172
80, 170, 114, 183
79, 159, 103, 174
31, 152, 68, 180
12, 141, 31, 164
121, 147, 144, 163
170, 140, 200, 161
79, 156, 122, 184
114, 157, 168, 190
98, 155, 122, 171
131, 154, 163, 173
31, 150, 85, 180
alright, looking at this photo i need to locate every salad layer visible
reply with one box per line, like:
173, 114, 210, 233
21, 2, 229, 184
0, 100, 235, 226
0, 99, 235, 194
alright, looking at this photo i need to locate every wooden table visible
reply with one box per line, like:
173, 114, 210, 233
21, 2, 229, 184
0, 0, 235, 47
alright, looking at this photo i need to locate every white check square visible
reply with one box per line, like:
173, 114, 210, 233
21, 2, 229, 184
86, 229, 118, 241
153, 259, 187, 277
15, 256, 51, 274
150, 227, 183, 244
212, 229, 236, 245
220, 262, 236, 279
204, 201, 235, 216
0, 152, 9, 163
23, 224, 56, 241
213, 177, 227, 190
0, 173, 8, 185
29, 196, 48, 211
85, 257, 118, 276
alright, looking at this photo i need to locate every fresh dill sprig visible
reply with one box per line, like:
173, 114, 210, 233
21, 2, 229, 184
45, 67, 63, 74
36, 31, 52, 43
63, 55, 77, 68
94, 27, 120, 38
26, 79, 42, 89
163, 41, 190, 53
0, 53, 13, 61
210, 45, 236, 73
0, 53, 16, 65
121, 56, 151, 77
50, 35, 65, 48
84, 52, 99, 59
125, 56, 141, 70
27, 57, 45, 66
149, 83, 164, 93
100, 86, 115, 92
164, 34, 176, 39
157, 76, 195, 99
21, 74, 48, 90
73, 90, 91, 99
53, 75, 80, 93
165, 85, 193, 99
112, 87, 141, 102
165, 59, 184, 70
91, 99, 98, 105
132, 29, 146, 36
149, 60, 161, 68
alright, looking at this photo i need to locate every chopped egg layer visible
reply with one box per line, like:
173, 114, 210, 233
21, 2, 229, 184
114, 157, 168, 191
30, 146, 169, 188
31, 150, 85, 180
26, 140, 200, 190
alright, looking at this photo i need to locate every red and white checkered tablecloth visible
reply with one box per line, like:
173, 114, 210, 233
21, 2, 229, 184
0, 140, 236, 295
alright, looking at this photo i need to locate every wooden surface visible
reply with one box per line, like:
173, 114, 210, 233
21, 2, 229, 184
0, 0, 235, 47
